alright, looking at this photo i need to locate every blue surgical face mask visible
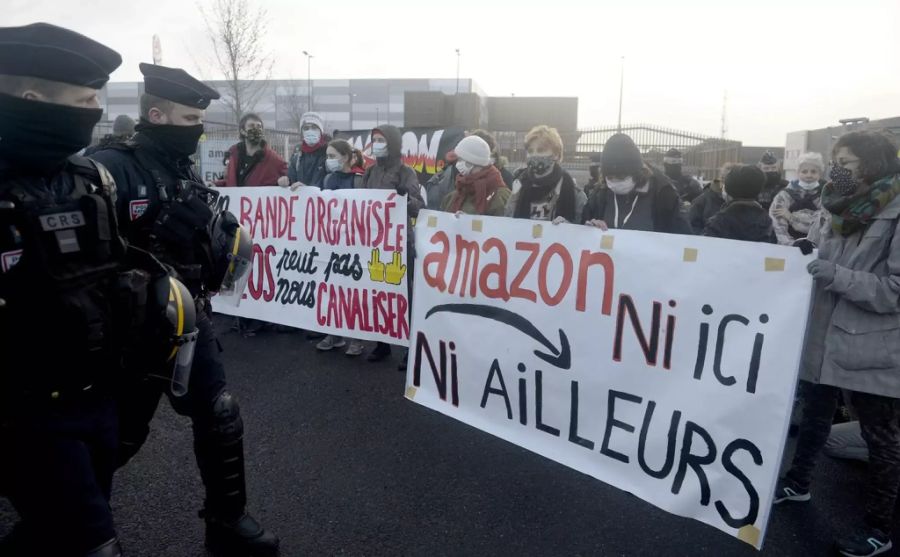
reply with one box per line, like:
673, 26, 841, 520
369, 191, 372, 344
325, 158, 342, 173
303, 129, 321, 146
372, 142, 389, 158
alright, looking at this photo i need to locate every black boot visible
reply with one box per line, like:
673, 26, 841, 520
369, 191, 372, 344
367, 342, 391, 362
195, 392, 279, 556
203, 511, 280, 557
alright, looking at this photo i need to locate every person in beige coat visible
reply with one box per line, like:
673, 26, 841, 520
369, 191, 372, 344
774, 131, 900, 557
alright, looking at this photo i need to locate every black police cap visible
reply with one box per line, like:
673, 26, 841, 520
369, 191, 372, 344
140, 63, 220, 109
0, 22, 121, 89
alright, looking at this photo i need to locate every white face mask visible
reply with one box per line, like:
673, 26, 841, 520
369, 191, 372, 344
607, 177, 635, 195
325, 158, 342, 173
303, 129, 321, 146
455, 160, 474, 176
372, 142, 388, 158
798, 179, 819, 190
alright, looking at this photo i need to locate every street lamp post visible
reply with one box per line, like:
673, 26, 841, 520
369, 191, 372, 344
455, 48, 460, 95
617, 56, 624, 132
302, 50, 313, 111
376, 107, 380, 126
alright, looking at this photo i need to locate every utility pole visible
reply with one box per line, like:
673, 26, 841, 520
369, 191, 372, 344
617, 56, 624, 132
302, 50, 313, 111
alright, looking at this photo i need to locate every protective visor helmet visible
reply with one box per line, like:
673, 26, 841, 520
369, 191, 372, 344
209, 210, 253, 305
147, 275, 199, 397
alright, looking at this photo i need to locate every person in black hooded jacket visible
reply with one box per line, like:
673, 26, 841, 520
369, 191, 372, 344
582, 133, 690, 234
360, 125, 424, 367
704, 164, 777, 243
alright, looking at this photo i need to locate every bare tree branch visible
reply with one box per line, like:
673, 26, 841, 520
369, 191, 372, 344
197, 0, 274, 124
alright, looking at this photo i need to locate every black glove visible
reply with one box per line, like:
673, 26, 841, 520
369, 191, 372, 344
793, 239, 816, 255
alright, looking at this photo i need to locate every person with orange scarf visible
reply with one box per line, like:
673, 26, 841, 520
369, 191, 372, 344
440, 135, 510, 216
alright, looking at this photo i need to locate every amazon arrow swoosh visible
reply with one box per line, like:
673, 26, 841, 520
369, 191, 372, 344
425, 303, 571, 370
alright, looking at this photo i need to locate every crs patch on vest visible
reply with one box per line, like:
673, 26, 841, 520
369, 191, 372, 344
39, 211, 85, 231
1, 249, 22, 273
130, 199, 150, 221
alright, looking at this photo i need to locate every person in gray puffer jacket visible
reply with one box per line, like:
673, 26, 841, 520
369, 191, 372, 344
774, 131, 900, 557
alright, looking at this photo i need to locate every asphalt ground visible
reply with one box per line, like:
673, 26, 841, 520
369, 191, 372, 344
1, 315, 897, 556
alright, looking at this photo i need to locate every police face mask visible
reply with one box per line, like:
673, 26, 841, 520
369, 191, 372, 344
0, 92, 102, 169
136, 118, 204, 160
664, 163, 682, 179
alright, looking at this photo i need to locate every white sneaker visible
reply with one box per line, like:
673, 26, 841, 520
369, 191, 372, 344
316, 335, 346, 351
345, 340, 365, 357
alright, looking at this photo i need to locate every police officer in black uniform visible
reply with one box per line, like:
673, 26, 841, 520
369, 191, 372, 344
90, 64, 279, 556
0, 23, 199, 557
663, 148, 703, 204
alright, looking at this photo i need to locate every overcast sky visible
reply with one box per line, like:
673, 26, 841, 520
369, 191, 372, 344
6, 0, 899, 145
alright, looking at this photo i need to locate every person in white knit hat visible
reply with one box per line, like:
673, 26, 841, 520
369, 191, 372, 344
441, 135, 510, 216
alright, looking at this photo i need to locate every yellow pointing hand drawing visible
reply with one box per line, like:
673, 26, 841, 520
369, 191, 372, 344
368, 248, 386, 283
385, 251, 407, 285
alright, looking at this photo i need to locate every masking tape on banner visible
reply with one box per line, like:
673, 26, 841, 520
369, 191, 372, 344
405, 386, 417, 400
532, 224, 543, 239
601, 235, 614, 250
427, 215, 438, 228
737, 525, 761, 548
472, 220, 483, 232
683, 247, 698, 262
765, 257, 785, 272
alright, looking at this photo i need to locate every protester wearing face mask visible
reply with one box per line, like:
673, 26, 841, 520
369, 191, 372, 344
361, 125, 424, 367
582, 133, 690, 234
688, 162, 732, 234
663, 148, 703, 203
216, 113, 287, 187
775, 131, 900, 557
703, 164, 776, 243
321, 138, 365, 191
285, 111, 328, 189
757, 150, 787, 210
441, 135, 510, 216
505, 125, 585, 224
769, 152, 825, 245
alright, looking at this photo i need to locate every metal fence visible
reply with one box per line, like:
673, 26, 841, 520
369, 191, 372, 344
90, 120, 742, 181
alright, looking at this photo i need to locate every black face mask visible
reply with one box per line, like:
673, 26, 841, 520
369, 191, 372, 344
664, 163, 682, 179
765, 171, 781, 186
0, 92, 102, 169
135, 118, 203, 160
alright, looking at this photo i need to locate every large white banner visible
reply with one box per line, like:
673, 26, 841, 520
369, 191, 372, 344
406, 210, 814, 549
214, 187, 410, 345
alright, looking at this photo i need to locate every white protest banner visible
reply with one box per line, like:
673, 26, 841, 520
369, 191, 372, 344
405, 210, 814, 549
213, 187, 410, 345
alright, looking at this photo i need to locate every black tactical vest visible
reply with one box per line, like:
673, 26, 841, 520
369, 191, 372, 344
0, 156, 130, 400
